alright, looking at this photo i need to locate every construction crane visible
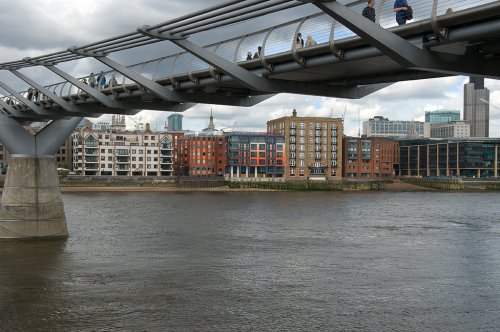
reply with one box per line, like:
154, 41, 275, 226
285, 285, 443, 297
480, 98, 499, 111
126, 115, 144, 132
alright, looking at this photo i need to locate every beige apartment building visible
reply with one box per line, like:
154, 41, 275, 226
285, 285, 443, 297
72, 116, 173, 176
267, 109, 343, 180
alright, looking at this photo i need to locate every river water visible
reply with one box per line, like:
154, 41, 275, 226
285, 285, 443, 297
0, 191, 499, 331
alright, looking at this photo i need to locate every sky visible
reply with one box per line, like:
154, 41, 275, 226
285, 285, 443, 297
0, 0, 499, 136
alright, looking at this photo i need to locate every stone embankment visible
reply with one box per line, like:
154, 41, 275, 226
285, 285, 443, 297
400, 177, 464, 190
2, 175, 500, 192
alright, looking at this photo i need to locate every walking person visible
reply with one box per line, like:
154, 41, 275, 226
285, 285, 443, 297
362, 0, 376, 22
246, 51, 253, 60
296, 32, 304, 49
109, 74, 117, 87
97, 71, 106, 89
305, 35, 317, 47
394, 0, 409, 25
254, 46, 262, 59
89, 73, 96, 88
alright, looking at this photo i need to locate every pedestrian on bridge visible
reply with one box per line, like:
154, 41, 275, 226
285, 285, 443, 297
254, 46, 262, 59
362, 0, 376, 22
97, 71, 106, 89
305, 35, 317, 47
246, 51, 253, 60
89, 73, 96, 88
394, 0, 409, 25
296, 32, 304, 49
109, 74, 117, 87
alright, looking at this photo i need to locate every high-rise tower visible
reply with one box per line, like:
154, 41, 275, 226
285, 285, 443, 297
167, 113, 183, 131
464, 77, 489, 137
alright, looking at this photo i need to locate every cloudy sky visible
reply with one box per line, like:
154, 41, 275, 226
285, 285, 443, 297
0, 0, 499, 136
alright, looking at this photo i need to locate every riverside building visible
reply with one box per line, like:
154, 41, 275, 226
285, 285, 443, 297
226, 132, 285, 178
267, 109, 343, 180
173, 111, 227, 177
343, 136, 399, 178
399, 138, 500, 178
72, 116, 173, 176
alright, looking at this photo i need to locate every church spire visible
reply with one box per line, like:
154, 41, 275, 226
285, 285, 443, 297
208, 108, 215, 131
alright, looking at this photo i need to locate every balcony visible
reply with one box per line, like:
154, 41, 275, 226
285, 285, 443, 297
84, 157, 99, 163
116, 157, 129, 164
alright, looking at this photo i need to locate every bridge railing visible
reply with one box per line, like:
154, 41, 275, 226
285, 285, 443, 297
5, 0, 498, 107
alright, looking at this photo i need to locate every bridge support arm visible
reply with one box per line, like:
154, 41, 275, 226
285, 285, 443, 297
0, 113, 36, 154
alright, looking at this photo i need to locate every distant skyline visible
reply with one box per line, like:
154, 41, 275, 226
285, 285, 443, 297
0, 1, 498, 136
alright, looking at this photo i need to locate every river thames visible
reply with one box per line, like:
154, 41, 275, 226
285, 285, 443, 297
0, 191, 499, 331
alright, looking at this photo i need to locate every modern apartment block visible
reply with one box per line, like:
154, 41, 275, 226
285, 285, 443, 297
464, 76, 489, 137
72, 121, 173, 176
343, 136, 399, 178
399, 138, 500, 178
363, 116, 425, 138
226, 132, 285, 178
267, 109, 343, 180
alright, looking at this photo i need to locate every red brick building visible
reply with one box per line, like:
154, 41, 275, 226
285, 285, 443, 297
343, 136, 399, 178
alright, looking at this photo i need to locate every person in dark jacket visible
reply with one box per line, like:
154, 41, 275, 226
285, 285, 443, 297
362, 0, 376, 22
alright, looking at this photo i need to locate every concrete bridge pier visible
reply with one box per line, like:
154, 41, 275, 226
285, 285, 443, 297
0, 115, 82, 239
0, 155, 67, 238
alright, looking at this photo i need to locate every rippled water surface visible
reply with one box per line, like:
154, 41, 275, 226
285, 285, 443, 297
1, 191, 500, 331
